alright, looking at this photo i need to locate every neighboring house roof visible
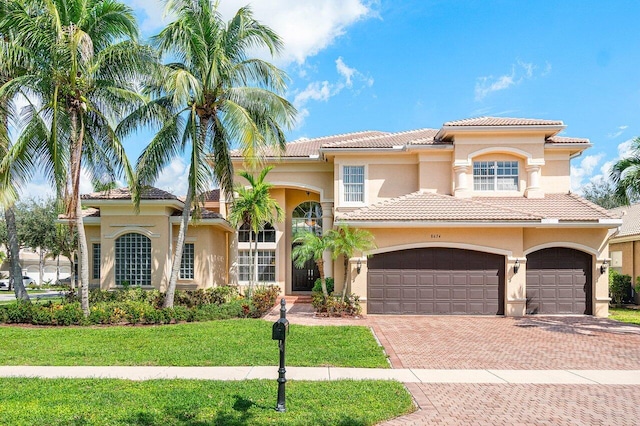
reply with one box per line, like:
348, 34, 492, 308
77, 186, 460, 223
609, 204, 640, 238
81, 187, 178, 200
336, 191, 616, 224
443, 117, 564, 126
201, 189, 220, 202
230, 116, 588, 159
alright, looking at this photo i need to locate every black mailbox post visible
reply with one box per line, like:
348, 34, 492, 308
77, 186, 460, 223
272, 298, 289, 412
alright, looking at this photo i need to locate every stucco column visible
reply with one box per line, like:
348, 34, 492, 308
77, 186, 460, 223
525, 165, 544, 198
453, 164, 471, 198
505, 257, 526, 316
321, 201, 334, 279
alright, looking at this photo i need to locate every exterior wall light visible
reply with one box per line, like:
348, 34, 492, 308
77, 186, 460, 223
513, 259, 520, 274
356, 258, 362, 274
601, 260, 609, 274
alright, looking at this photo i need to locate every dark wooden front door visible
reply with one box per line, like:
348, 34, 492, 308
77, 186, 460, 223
292, 250, 320, 291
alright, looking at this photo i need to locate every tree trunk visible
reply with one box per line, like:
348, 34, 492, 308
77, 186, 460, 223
5, 208, 28, 301
316, 258, 328, 298
76, 200, 90, 315
56, 256, 60, 284
164, 182, 192, 308
341, 256, 349, 302
38, 248, 44, 287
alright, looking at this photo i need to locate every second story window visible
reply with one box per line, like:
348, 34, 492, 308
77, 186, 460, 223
473, 161, 518, 191
344, 165, 365, 202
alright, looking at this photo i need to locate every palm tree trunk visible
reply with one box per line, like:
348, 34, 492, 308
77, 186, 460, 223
5, 208, 29, 301
342, 256, 349, 302
164, 182, 192, 308
38, 248, 44, 287
316, 258, 328, 298
76, 200, 90, 315
252, 234, 258, 291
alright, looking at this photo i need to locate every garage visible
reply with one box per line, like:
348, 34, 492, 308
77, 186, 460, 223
526, 247, 592, 315
367, 248, 505, 315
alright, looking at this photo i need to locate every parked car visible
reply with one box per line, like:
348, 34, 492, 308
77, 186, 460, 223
0, 275, 36, 290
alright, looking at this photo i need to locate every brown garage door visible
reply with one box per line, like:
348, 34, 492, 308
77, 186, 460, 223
526, 247, 592, 315
367, 248, 505, 315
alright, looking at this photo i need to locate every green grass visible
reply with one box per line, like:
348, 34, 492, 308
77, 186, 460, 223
0, 378, 414, 425
0, 296, 64, 306
609, 307, 640, 325
0, 320, 389, 367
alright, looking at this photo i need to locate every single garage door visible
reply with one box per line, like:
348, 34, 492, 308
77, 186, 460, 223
367, 248, 505, 315
526, 247, 592, 315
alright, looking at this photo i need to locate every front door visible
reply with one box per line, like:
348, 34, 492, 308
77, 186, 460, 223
292, 247, 320, 291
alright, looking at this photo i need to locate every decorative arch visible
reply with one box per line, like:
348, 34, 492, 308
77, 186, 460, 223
105, 226, 159, 240
464, 147, 544, 167
368, 242, 512, 257
115, 232, 151, 286
268, 181, 327, 202
292, 201, 323, 236
524, 242, 599, 258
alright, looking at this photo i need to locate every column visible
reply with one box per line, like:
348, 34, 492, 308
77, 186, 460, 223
525, 165, 544, 198
453, 165, 471, 198
321, 201, 334, 279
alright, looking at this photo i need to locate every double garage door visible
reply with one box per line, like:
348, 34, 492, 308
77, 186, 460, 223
367, 247, 591, 315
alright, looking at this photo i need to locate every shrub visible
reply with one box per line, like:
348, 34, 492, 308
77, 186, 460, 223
249, 285, 280, 318
54, 303, 85, 326
194, 299, 245, 321
31, 306, 54, 325
5, 301, 33, 324
312, 277, 334, 294
610, 270, 632, 307
312, 293, 362, 316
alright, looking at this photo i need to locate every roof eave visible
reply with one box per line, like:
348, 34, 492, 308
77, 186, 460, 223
334, 219, 620, 228
436, 124, 566, 140
169, 216, 235, 232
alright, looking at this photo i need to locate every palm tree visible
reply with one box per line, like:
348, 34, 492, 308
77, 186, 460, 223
611, 137, 640, 205
228, 166, 283, 293
125, 1, 296, 308
291, 231, 330, 298
326, 225, 375, 301
0, 0, 153, 314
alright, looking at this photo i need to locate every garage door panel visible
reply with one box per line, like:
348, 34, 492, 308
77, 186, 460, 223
526, 247, 592, 315
367, 248, 505, 315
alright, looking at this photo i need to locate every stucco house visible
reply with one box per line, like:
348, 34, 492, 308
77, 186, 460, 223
608, 204, 640, 284
82, 116, 620, 317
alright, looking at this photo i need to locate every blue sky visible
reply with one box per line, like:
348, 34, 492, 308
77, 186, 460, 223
21, 0, 640, 197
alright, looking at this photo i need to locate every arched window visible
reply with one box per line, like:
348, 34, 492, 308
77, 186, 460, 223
115, 233, 151, 286
238, 222, 276, 243
292, 201, 322, 236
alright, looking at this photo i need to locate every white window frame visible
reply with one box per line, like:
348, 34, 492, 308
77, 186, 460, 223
341, 164, 366, 206
238, 249, 276, 282
473, 161, 519, 191
180, 243, 195, 280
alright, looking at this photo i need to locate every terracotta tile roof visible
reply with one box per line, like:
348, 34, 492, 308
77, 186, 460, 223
609, 204, 640, 238
81, 187, 178, 201
337, 192, 615, 223
171, 208, 224, 219
337, 191, 541, 222
473, 193, 618, 221
443, 117, 564, 127
231, 131, 387, 158
322, 129, 441, 149
546, 135, 590, 144
83, 207, 100, 218
201, 189, 220, 202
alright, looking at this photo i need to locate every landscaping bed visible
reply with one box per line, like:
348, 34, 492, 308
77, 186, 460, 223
609, 307, 640, 325
0, 378, 414, 425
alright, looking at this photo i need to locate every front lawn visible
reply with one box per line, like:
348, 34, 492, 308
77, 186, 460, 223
0, 320, 389, 367
0, 378, 414, 425
609, 307, 640, 325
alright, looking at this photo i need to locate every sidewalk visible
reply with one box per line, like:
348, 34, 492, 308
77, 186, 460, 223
1, 366, 640, 384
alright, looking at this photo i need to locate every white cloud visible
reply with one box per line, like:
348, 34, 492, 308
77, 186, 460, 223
607, 125, 628, 139
474, 60, 550, 101
570, 153, 605, 193
292, 57, 373, 127
131, 0, 375, 66
153, 157, 190, 196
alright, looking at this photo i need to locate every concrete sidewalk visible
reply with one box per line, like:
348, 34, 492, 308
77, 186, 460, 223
1, 366, 640, 384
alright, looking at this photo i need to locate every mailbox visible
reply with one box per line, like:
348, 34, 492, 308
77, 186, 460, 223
272, 317, 289, 341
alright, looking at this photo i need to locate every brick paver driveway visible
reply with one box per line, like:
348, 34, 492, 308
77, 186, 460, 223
370, 315, 640, 425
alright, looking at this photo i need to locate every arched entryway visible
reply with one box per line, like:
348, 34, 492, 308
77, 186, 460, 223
526, 247, 592, 315
291, 201, 322, 291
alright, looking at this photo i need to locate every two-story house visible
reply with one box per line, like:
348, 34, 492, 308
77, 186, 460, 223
80, 117, 620, 317
228, 117, 620, 317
